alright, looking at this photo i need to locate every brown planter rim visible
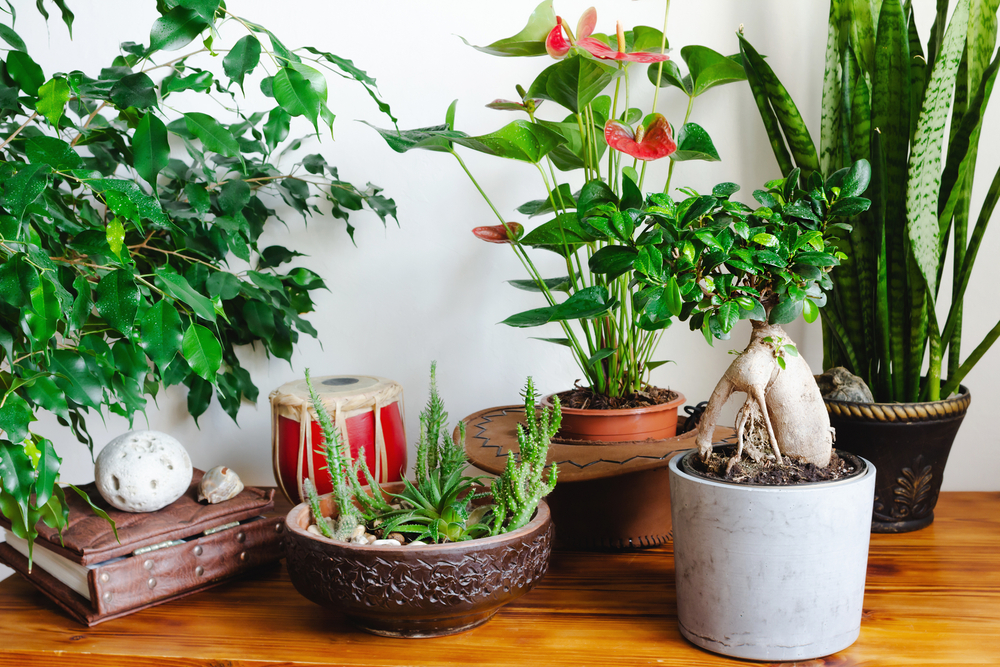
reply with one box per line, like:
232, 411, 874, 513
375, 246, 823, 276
824, 385, 970, 423
541, 389, 686, 417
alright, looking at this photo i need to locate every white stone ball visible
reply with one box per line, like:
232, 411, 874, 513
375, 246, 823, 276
94, 430, 193, 512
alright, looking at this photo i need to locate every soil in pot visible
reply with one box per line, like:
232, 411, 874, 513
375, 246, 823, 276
693, 449, 860, 485
544, 385, 685, 442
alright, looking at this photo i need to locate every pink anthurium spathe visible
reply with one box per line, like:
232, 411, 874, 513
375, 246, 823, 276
473, 223, 524, 244
604, 114, 677, 161
545, 8, 668, 64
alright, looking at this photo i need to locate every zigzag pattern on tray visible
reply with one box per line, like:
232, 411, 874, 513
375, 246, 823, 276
468, 407, 737, 470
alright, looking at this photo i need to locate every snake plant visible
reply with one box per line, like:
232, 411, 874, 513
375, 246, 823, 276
739, 0, 999, 402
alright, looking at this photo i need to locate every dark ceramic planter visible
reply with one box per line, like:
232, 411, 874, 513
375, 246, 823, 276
541, 390, 686, 442
284, 483, 554, 637
825, 386, 971, 533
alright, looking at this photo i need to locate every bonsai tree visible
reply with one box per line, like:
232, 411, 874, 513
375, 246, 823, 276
619, 161, 872, 470
738, 2, 999, 403
302, 364, 558, 544
366, 1, 748, 406
0, 2, 395, 560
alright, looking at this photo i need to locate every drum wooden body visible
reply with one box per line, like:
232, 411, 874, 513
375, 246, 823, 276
270, 375, 407, 504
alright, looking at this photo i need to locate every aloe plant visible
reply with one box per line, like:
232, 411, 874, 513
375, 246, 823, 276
740, 0, 1000, 402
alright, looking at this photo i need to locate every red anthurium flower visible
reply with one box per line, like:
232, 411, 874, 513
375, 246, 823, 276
546, 8, 668, 64
604, 114, 677, 161
473, 223, 524, 244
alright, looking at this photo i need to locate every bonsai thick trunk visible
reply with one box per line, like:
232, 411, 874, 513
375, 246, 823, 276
694, 322, 833, 468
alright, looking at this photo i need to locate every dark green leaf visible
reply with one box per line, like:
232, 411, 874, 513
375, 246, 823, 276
829, 196, 872, 217
681, 44, 748, 96
461, 0, 555, 57
0, 24, 27, 52
362, 122, 466, 154
670, 122, 721, 162
96, 269, 140, 336
139, 300, 183, 369
110, 72, 157, 110
769, 296, 803, 325
26, 136, 82, 170
588, 246, 637, 278
68, 485, 118, 542
6, 51, 44, 95
453, 120, 566, 163
156, 270, 216, 322
184, 112, 239, 157
242, 300, 275, 340
272, 64, 327, 133
527, 54, 619, 114
507, 277, 572, 293
0, 392, 33, 443
148, 6, 207, 53
132, 113, 169, 185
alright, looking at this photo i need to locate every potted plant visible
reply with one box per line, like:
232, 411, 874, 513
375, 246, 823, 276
660, 163, 876, 660
365, 1, 749, 442
284, 365, 557, 638
738, 1, 997, 531
0, 1, 395, 562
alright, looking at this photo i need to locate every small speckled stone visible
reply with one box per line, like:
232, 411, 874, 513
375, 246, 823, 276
387, 532, 406, 544
94, 430, 193, 512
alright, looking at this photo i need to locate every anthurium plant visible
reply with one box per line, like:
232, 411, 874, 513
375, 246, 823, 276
739, 1, 1000, 403
367, 1, 747, 402
0, 1, 395, 563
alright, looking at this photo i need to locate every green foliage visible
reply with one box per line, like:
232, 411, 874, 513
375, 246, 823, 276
367, 3, 748, 400
740, 1, 1000, 402
0, 3, 395, 560
305, 365, 559, 544
491, 378, 559, 534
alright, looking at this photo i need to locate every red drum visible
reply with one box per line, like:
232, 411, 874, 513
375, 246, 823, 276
270, 375, 407, 504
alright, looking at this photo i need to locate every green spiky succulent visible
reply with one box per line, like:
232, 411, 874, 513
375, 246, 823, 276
303, 364, 558, 544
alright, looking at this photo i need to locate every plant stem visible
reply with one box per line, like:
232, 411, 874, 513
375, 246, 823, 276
662, 94, 695, 194
0, 112, 39, 151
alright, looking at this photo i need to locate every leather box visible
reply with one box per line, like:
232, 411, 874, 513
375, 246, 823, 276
0, 471, 287, 626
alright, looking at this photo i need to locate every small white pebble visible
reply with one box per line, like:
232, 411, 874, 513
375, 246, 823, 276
351, 535, 368, 544
350, 525, 366, 539
408, 540, 426, 546
307, 524, 322, 536
371, 539, 402, 546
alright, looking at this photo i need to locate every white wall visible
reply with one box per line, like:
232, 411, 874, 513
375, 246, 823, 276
3, 0, 998, 584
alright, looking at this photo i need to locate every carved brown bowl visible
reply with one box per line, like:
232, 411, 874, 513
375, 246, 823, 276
283, 482, 554, 638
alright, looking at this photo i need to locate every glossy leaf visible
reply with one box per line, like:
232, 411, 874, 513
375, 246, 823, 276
148, 6, 207, 53
184, 112, 239, 157
110, 72, 157, 110
454, 120, 565, 163
182, 323, 222, 380
273, 64, 327, 133
527, 55, 619, 114
646, 59, 692, 94
462, 0, 555, 57
133, 113, 169, 186
520, 212, 595, 255
508, 277, 571, 293
223, 35, 261, 92
37, 77, 70, 127
6, 51, 44, 96
139, 300, 184, 369
155, 270, 217, 323
681, 45, 748, 96
26, 136, 82, 170
669, 122, 721, 162
363, 122, 466, 154
68, 485, 118, 542
96, 269, 140, 336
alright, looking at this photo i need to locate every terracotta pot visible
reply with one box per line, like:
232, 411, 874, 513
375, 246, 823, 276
825, 386, 971, 533
283, 482, 554, 638
541, 390, 686, 442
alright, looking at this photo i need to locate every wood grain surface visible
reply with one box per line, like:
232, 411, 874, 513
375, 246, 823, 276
0, 492, 997, 666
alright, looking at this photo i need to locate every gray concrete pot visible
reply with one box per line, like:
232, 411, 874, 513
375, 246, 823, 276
669, 449, 876, 661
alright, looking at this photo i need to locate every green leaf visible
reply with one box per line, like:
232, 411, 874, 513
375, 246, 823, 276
242, 300, 275, 340
681, 45, 748, 96
155, 270, 216, 323
0, 393, 33, 443
751, 232, 779, 247
586, 348, 616, 369
588, 246, 637, 279
272, 64, 327, 133
517, 184, 576, 217
362, 121, 466, 154
647, 59, 692, 94
133, 113, 169, 186
0, 24, 27, 52
6, 51, 44, 96
453, 120, 566, 163
219, 178, 250, 215
88, 179, 170, 229
25, 136, 82, 170
26, 278, 59, 344
803, 298, 819, 323
33, 439, 60, 507
96, 269, 140, 336
2, 163, 49, 221
184, 112, 239, 157
461, 0, 555, 57
178, 0, 220, 23
50, 350, 102, 409
223, 35, 261, 92
717, 301, 740, 333
207, 271, 241, 300
502, 285, 614, 327
829, 196, 872, 217
769, 296, 803, 325
507, 277, 571, 293
527, 54, 619, 114
36, 77, 70, 127
670, 122, 721, 162
162, 70, 214, 94
906, 0, 971, 294
110, 72, 157, 110
182, 323, 222, 380
68, 484, 118, 543
0, 254, 38, 309
140, 300, 184, 370
520, 212, 595, 256
148, 6, 207, 53
840, 158, 872, 198
71, 275, 92, 331
0, 442, 36, 546
263, 107, 290, 153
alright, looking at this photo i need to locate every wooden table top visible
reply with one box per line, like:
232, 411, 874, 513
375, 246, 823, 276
0, 491, 997, 666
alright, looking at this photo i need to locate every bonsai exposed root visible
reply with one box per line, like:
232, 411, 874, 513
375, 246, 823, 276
695, 322, 833, 468
730, 399, 774, 474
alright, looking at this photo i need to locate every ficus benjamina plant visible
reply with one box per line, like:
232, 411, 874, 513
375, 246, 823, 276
0, 1, 396, 564
740, 0, 1000, 403
367, 1, 750, 400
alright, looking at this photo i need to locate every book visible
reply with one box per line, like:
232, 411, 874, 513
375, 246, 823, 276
0, 470, 287, 626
